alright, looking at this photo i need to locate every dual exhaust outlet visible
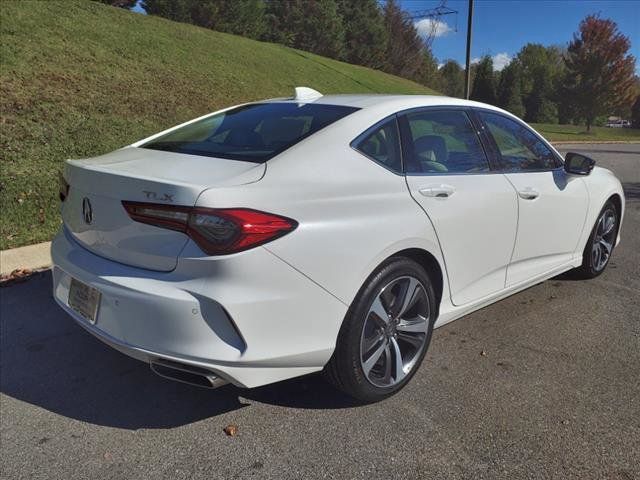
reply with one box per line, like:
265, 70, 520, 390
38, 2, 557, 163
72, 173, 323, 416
150, 358, 228, 389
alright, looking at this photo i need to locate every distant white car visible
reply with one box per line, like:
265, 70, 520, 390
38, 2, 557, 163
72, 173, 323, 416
52, 88, 625, 401
606, 119, 630, 128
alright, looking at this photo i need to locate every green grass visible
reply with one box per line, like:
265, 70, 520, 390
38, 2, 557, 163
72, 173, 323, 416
0, 1, 437, 250
531, 123, 640, 142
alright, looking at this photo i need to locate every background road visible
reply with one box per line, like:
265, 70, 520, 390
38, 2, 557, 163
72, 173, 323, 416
1, 143, 639, 480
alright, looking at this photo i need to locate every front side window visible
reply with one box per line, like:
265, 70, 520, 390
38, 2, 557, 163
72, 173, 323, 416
142, 103, 359, 163
399, 110, 490, 174
478, 111, 559, 171
354, 118, 402, 172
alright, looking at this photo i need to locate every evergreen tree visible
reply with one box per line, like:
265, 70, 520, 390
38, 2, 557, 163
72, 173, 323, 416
470, 56, 496, 105
438, 60, 464, 98
526, 73, 558, 123
514, 44, 563, 122
497, 62, 525, 117
142, 0, 191, 23
96, 0, 137, 8
382, 0, 425, 82
262, 0, 302, 47
336, 0, 387, 69
263, 0, 345, 59
143, 0, 266, 39
419, 48, 440, 90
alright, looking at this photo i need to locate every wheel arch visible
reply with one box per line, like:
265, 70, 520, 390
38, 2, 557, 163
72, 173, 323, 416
576, 169, 625, 257
608, 193, 623, 218
391, 248, 444, 314
355, 247, 445, 318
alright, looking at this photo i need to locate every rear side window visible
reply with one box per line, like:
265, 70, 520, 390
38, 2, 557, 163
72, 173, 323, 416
478, 111, 560, 171
399, 110, 489, 174
142, 103, 359, 163
353, 118, 402, 173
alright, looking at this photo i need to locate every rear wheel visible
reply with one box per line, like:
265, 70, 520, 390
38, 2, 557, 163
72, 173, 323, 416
575, 200, 618, 278
325, 257, 436, 402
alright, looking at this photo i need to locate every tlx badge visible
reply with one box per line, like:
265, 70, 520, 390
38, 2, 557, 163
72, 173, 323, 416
142, 191, 174, 202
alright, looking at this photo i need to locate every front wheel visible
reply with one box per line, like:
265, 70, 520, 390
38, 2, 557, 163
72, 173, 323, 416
324, 257, 436, 402
575, 200, 618, 278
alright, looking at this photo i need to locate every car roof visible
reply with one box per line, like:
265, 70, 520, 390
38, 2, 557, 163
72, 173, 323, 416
262, 92, 505, 114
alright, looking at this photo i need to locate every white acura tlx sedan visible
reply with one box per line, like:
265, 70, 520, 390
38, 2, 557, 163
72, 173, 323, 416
52, 87, 624, 402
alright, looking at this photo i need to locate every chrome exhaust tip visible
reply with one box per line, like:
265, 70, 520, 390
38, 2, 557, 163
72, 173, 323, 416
150, 359, 228, 389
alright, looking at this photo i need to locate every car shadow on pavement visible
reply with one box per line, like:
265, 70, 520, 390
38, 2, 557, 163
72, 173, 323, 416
0, 271, 357, 430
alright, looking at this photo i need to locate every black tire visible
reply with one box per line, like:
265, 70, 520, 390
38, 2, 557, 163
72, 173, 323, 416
324, 257, 437, 402
574, 199, 619, 279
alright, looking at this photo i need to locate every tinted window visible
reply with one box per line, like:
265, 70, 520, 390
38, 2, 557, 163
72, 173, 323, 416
354, 118, 402, 172
142, 103, 358, 163
479, 111, 559, 171
400, 110, 489, 174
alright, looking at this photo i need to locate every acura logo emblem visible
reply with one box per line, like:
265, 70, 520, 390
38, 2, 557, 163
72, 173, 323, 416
82, 197, 93, 224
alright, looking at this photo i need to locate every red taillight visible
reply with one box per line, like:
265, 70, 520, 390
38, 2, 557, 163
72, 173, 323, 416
122, 201, 297, 255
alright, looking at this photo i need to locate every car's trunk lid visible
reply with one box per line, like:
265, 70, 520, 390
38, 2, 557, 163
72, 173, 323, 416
62, 147, 264, 271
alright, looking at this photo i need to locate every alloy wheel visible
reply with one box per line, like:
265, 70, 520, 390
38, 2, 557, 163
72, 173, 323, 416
592, 207, 617, 272
359, 276, 430, 388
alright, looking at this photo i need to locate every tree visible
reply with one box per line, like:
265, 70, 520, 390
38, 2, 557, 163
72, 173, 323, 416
497, 62, 525, 117
143, 0, 266, 39
514, 44, 564, 122
96, 0, 137, 8
632, 96, 640, 129
419, 48, 440, 90
470, 56, 496, 104
336, 0, 387, 69
526, 73, 558, 123
564, 15, 636, 131
142, 0, 196, 24
382, 0, 425, 82
438, 60, 464, 98
263, 0, 345, 59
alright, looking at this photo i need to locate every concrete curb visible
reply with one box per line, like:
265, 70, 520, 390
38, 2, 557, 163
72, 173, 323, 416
0, 242, 51, 275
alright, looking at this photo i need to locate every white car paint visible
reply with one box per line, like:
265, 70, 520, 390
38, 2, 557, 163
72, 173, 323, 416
405, 173, 518, 305
503, 170, 589, 285
51, 90, 625, 390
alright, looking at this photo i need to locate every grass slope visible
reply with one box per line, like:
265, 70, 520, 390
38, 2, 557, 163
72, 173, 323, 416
531, 123, 640, 143
0, 1, 436, 250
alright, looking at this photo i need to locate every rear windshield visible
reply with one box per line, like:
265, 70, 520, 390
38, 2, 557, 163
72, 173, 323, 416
141, 102, 359, 162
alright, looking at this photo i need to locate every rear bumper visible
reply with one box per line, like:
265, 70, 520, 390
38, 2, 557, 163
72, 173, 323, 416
51, 228, 347, 388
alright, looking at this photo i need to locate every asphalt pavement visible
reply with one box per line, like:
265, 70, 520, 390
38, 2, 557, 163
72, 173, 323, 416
1, 143, 639, 480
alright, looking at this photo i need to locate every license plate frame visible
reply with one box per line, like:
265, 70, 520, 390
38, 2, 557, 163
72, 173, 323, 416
68, 278, 101, 324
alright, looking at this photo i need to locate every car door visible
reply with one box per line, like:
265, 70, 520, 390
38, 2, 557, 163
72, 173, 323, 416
476, 110, 589, 286
400, 108, 518, 306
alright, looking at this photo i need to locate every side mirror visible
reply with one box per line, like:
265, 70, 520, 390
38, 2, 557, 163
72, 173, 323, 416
564, 152, 595, 175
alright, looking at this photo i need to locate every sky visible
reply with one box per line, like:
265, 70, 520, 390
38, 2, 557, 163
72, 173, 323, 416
402, 0, 639, 72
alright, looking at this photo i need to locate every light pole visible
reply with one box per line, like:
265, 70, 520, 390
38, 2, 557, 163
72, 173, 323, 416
464, 0, 474, 99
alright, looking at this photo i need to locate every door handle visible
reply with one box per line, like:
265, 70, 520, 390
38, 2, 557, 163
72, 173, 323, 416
517, 188, 540, 200
419, 184, 456, 198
